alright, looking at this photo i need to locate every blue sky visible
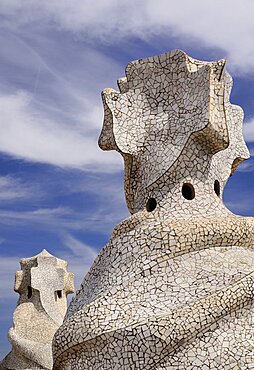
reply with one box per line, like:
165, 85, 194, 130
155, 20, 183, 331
1, 0, 254, 357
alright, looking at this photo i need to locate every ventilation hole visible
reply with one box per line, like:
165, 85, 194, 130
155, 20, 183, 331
214, 180, 220, 197
146, 198, 157, 212
27, 286, 32, 299
182, 183, 195, 200
57, 290, 62, 299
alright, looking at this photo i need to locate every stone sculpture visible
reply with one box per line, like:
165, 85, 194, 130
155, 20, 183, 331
53, 50, 254, 369
0, 249, 74, 370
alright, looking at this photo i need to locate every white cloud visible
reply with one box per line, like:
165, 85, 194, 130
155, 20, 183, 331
0, 90, 121, 172
243, 118, 254, 142
1, 0, 254, 73
62, 172, 126, 206
0, 176, 34, 201
0, 206, 76, 228
63, 234, 97, 260
2, 1, 254, 170
0, 202, 128, 234
62, 234, 98, 287
0, 23, 125, 172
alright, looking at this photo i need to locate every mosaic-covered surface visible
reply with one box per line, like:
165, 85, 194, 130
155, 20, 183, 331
0, 249, 74, 370
53, 50, 254, 369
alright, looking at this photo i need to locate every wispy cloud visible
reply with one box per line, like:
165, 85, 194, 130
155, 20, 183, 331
243, 118, 254, 142
61, 234, 98, 287
61, 171, 127, 206
0, 169, 128, 236
0, 200, 128, 234
1, 0, 254, 73
0, 24, 123, 172
0, 175, 35, 201
0, 206, 95, 230
2, 1, 254, 171
0, 90, 121, 172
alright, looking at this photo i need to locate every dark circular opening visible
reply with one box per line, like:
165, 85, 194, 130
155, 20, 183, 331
146, 198, 157, 212
214, 180, 220, 197
182, 183, 195, 200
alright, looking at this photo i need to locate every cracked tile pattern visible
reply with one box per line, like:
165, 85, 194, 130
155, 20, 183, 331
53, 50, 254, 369
0, 249, 74, 370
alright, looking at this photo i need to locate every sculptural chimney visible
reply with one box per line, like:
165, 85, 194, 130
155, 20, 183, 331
0, 249, 74, 370
53, 50, 254, 369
